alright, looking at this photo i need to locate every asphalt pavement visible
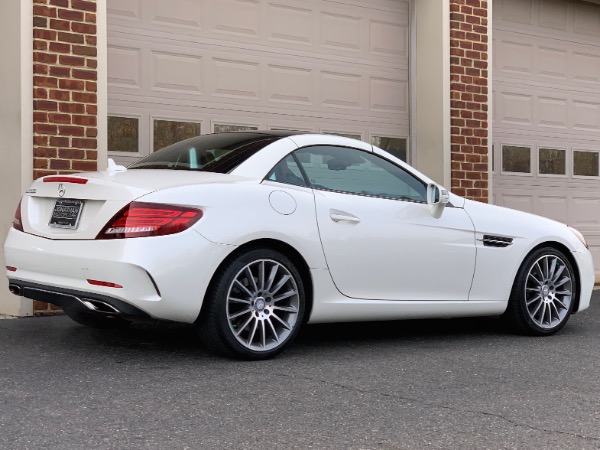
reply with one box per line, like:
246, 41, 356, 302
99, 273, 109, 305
1, 291, 600, 449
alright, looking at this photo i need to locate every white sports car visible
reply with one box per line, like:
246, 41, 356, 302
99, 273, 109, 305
4, 132, 594, 359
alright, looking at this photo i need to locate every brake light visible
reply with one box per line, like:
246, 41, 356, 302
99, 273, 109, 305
43, 176, 88, 184
12, 200, 23, 232
6, 266, 17, 272
96, 202, 203, 239
87, 279, 123, 288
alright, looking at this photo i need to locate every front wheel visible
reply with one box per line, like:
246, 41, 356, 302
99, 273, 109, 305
197, 248, 306, 360
503, 247, 576, 336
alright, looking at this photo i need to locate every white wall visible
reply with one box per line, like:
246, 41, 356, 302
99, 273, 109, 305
412, 0, 451, 187
0, 0, 33, 316
97, 0, 108, 171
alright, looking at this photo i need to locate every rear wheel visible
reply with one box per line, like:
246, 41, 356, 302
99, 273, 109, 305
503, 247, 576, 335
63, 308, 131, 329
197, 248, 305, 360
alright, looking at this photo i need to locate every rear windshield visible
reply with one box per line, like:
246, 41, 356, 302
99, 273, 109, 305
128, 133, 283, 173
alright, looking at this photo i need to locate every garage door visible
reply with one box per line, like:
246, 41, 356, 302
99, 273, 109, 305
106, 0, 410, 165
492, 0, 600, 274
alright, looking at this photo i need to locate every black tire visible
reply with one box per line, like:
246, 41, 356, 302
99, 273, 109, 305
63, 308, 131, 330
197, 247, 306, 360
503, 246, 576, 336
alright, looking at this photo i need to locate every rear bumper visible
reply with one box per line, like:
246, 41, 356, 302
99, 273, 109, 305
4, 228, 235, 323
7, 280, 151, 318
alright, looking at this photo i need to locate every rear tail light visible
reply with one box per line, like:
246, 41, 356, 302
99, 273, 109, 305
96, 202, 203, 239
12, 199, 23, 232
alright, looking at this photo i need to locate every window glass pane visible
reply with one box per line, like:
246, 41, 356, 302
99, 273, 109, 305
153, 120, 200, 151
214, 124, 258, 133
372, 136, 408, 162
324, 131, 362, 140
108, 116, 138, 153
502, 145, 530, 173
295, 146, 426, 202
539, 148, 566, 175
574, 151, 599, 177
266, 155, 306, 187
129, 133, 282, 173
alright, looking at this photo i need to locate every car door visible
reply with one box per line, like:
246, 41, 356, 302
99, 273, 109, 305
293, 145, 477, 301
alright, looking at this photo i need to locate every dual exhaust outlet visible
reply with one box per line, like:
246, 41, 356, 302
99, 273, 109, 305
8, 283, 120, 315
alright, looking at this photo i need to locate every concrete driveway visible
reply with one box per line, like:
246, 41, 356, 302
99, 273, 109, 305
1, 291, 599, 449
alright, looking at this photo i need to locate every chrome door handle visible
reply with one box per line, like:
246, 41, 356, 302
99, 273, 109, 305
329, 211, 360, 223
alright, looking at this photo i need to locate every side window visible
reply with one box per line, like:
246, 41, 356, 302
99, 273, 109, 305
295, 146, 427, 202
266, 155, 307, 187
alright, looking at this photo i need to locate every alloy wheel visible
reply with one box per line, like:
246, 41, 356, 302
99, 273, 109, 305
524, 254, 573, 329
226, 259, 300, 352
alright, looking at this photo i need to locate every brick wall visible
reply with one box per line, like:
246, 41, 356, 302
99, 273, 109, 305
449, 0, 489, 203
32, 0, 99, 315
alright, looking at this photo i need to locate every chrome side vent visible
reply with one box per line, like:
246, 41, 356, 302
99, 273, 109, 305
482, 235, 513, 248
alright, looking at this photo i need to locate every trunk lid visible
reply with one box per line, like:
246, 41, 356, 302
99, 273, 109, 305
21, 169, 248, 240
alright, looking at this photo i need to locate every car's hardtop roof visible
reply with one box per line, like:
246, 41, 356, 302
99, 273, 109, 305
212, 130, 308, 138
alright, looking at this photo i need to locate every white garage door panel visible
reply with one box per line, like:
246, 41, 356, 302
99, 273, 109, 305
107, 0, 410, 164
107, 37, 408, 120
108, 0, 409, 66
493, 0, 600, 275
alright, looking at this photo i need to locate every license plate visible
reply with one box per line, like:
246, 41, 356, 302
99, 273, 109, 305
49, 199, 84, 229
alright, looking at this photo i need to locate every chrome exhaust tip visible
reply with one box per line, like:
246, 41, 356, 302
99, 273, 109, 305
79, 298, 120, 314
8, 284, 22, 296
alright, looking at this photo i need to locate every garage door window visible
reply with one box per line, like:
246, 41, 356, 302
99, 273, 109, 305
108, 116, 139, 153
502, 145, 531, 174
214, 123, 258, 133
539, 148, 566, 176
372, 136, 409, 163
153, 119, 201, 152
574, 151, 599, 177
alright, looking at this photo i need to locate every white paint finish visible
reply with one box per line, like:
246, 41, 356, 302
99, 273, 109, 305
267, 2, 312, 45
320, 11, 361, 51
107, 46, 141, 87
151, 0, 204, 29
106, 0, 141, 20
538, 97, 567, 128
464, 197, 593, 309
320, 71, 362, 109
212, 0, 260, 38
107, 0, 410, 165
539, 0, 568, 30
573, 1, 600, 37
98, 0, 108, 173
269, 190, 297, 215
0, 0, 33, 316
370, 77, 408, 113
212, 58, 260, 100
4, 227, 233, 323
266, 64, 312, 105
151, 51, 203, 93
493, 0, 600, 274
4, 134, 594, 327
313, 190, 476, 301
413, 0, 451, 186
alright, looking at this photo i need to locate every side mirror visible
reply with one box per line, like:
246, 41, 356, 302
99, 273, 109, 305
427, 183, 449, 218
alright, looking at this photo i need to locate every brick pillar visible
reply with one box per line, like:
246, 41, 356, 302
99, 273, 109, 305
32, 0, 99, 315
449, 0, 489, 203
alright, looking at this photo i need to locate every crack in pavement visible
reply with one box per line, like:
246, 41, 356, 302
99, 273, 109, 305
259, 370, 600, 443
